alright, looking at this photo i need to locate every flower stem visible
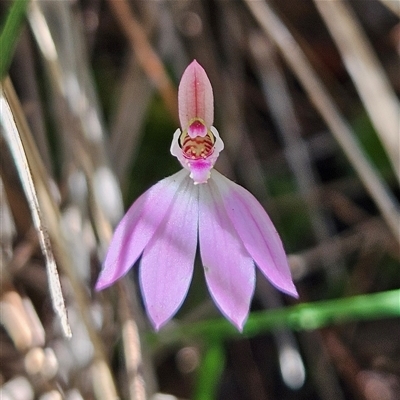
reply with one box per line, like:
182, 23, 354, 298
193, 342, 226, 400
149, 289, 400, 345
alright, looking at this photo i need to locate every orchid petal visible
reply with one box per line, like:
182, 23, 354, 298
140, 176, 199, 330
170, 128, 184, 165
95, 169, 188, 290
178, 60, 214, 130
199, 180, 255, 331
211, 170, 298, 298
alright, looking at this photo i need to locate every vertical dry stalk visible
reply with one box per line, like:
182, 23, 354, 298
1, 79, 119, 398
378, 0, 400, 17
118, 281, 147, 400
0, 79, 71, 339
110, 59, 154, 181
315, 0, 400, 181
250, 33, 332, 243
244, 0, 400, 244
92, 359, 121, 400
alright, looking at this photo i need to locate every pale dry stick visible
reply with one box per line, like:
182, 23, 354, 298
27, 0, 63, 95
315, 0, 400, 182
250, 33, 333, 245
71, 142, 114, 253
244, 0, 400, 244
36, 14, 147, 400
218, 8, 270, 195
0, 290, 34, 352
72, 143, 150, 396
110, 58, 154, 181
118, 281, 147, 400
217, 14, 307, 390
29, 0, 124, 228
0, 81, 71, 339
378, 0, 400, 18
0, 175, 16, 259
7, 227, 39, 274
28, 0, 108, 162
30, 2, 147, 395
2, 79, 119, 399
47, 0, 115, 168
12, 29, 53, 174
213, 30, 308, 390
107, 0, 178, 122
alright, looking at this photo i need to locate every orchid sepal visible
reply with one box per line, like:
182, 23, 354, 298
178, 60, 214, 131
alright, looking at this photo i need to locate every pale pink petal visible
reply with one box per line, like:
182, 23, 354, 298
170, 128, 185, 166
140, 177, 199, 330
211, 170, 298, 298
96, 169, 188, 290
210, 126, 224, 155
178, 60, 214, 130
199, 180, 255, 331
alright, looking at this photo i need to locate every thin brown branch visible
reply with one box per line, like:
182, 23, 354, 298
321, 329, 367, 400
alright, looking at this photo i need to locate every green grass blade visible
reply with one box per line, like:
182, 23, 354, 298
0, 0, 29, 80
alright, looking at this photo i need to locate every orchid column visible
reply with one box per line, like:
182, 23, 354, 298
96, 60, 298, 331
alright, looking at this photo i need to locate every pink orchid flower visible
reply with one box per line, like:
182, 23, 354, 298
96, 60, 297, 331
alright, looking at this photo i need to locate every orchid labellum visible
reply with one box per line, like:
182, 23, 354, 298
96, 60, 297, 330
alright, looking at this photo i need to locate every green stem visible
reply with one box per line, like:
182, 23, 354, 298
193, 342, 226, 400
0, 0, 30, 80
149, 289, 400, 346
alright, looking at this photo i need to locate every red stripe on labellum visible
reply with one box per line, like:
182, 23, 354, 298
181, 133, 215, 160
